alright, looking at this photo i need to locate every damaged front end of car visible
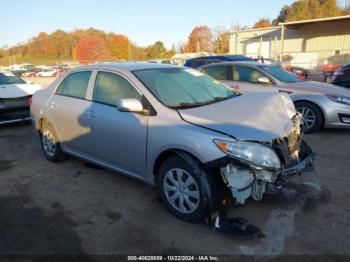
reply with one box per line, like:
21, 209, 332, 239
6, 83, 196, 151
212, 113, 316, 205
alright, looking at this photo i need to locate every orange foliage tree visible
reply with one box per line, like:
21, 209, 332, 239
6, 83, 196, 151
185, 26, 213, 53
253, 18, 272, 28
108, 34, 130, 60
74, 36, 109, 64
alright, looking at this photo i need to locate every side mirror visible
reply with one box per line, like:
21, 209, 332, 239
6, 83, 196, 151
116, 98, 144, 113
257, 76, 271, 85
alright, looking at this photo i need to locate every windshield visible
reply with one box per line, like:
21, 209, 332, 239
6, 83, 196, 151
259, 66, 301, 83
133, 68, 237, 109
0, 72, 26, 85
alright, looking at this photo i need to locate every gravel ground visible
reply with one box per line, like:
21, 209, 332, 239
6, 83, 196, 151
0, 123, 349, 261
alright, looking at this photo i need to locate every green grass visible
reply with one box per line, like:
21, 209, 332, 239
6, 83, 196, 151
0, 56, 66, 67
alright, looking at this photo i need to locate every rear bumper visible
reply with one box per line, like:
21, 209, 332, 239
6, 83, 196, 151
0, 107, 30, 125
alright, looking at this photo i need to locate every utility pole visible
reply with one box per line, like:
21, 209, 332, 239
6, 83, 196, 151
128, 41, 131, 61
196, 35, 200, 55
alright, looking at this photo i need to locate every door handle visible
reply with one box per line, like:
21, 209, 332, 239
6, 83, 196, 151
279, 90, 293, 94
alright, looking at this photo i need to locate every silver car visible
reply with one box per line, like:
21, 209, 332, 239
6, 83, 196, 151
200, 61, 350, 133
31, 63, 315, 222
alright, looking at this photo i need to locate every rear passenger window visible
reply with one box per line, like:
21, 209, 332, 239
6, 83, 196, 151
56, 71, 91, 99
206, 66, 229, 80
93, 71, 141, 106
232, 66, 264, 83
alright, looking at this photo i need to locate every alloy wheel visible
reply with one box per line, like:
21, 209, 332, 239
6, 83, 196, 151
42, 129, 56, 157
297, 106, 316, 131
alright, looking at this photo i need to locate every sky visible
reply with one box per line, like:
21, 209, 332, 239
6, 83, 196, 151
1, 0, 295, 49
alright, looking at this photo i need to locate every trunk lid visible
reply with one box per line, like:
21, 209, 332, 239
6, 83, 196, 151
0, 84, 42, 99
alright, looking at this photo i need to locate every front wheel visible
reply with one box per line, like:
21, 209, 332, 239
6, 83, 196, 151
158, 156, 211, 223
295, 102, 324, 134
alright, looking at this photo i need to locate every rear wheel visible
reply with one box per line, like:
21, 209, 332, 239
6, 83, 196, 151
40, 120, 66, 162
295, 102, 324, 134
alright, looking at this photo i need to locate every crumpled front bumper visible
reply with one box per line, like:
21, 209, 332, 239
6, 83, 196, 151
279, 150, 317, 180
219, 140, 317, 205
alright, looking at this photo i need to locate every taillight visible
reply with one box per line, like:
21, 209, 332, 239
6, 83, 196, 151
28, 97, 33, 106
334, 71, 344, 77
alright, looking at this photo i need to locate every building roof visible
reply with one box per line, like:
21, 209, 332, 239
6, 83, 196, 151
229, 15, 350, 34
172, 52, 215, 60
279, 15, 350, 27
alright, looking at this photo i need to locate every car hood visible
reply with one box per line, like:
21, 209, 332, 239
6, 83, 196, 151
286, 81, 350, 97
0, 84, 42, 98
179, 92, 296, 142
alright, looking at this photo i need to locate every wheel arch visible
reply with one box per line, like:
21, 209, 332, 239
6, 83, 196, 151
294, 99, 326, 127
152, 149, 203, 184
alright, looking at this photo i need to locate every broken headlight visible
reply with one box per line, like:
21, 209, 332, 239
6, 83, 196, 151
214, 140, 281, 170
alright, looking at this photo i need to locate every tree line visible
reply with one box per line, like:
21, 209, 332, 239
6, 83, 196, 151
1, 0, 350, 64
1, 28, 176, 64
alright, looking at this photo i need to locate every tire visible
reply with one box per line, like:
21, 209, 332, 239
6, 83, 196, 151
157, 155, 213, 223
40, 120, 66, 162
295, 102, 324, 134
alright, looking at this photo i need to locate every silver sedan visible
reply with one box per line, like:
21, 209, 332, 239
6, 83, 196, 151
200, 61, 350, 133
31, 63, 315, 222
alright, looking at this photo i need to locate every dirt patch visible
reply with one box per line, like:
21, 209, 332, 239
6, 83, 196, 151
0, 195, 91, 257
302, 186, 332, 213
106, 210, 123, 224
0, 160, 15, 173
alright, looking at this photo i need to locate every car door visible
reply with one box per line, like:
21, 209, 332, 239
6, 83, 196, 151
229, 65, 276, 94
202, 65, 238, 92
81, 70, 148, 178
47, 70, 93, 153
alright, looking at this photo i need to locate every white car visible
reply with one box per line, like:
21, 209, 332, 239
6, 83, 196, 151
37, 69, 57, 77
0, 71, 41, 124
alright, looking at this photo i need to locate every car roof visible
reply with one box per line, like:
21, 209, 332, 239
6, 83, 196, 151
72, 62, 181, 72
187, 55, 251, 61
200, 61, 266, 68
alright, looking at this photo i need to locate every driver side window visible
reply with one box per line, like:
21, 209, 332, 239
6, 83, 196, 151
232, 66, 265, 83
93, 71, 142, 106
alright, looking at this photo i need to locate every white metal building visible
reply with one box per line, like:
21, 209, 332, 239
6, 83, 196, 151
229, 15, 350, 68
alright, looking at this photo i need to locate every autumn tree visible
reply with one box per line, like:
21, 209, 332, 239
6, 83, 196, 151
185, 26, 213, 53
253, 18, 272, 28
274, 0, 343, 24
1, 27, 177, 64
146, 41, 167, 59
108, 34, 130, 60
74, 36, 109, 63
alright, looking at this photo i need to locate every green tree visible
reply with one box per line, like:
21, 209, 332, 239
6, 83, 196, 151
146, 41, 167, 59
274, 0, 344, 24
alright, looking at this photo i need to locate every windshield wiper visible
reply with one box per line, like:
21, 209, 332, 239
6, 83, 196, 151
170, 94, 237, 109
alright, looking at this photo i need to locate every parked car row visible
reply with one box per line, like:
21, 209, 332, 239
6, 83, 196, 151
21, 68, 66, 77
